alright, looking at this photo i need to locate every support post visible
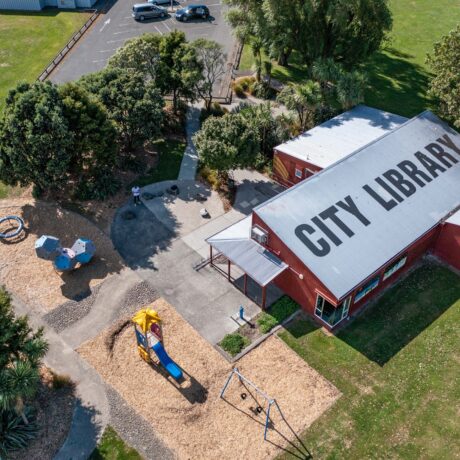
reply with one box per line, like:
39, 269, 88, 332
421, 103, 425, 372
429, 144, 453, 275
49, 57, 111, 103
244, 273, 248, 295
210, 245, 213, 266
228, 259, 231, 281
220, 368, 236, 398
262, 285, 267, 310
264, 400, 273, 440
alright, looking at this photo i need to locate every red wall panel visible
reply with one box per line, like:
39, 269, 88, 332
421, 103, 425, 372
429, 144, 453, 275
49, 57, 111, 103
272, 150, 322, 188
433, 222, 460, 271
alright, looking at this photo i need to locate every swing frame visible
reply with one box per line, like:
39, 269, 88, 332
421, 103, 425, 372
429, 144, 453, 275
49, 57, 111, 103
220, 367, 283, 440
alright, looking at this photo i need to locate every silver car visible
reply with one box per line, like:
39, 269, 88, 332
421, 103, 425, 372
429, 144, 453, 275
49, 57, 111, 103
132, 3, 166, 21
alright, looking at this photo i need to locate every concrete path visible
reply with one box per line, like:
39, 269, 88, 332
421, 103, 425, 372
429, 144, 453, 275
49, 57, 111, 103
178, 105, 201, 180
12, 295, 110, 460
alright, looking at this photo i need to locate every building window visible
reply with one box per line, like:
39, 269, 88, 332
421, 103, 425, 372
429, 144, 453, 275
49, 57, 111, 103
383, 255, 407, 281
315, 295, 351, 327
295, 168, 302, 179
354, 276, 380, 303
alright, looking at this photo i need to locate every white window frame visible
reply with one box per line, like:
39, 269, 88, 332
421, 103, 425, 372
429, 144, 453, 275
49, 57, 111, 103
383, 255, 407, 281
354, 276, 380, 304
315, 294, 351, 327
294, 168, 302, 179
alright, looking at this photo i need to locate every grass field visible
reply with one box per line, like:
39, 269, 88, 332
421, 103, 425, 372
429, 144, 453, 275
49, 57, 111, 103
278, 264, 460, 459
239, 0, 460, 117
0, 10, 90, 108
89, 426, 142, 460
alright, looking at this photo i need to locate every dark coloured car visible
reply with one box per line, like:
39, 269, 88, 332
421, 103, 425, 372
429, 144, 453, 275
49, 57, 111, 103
175, 4, 210, 21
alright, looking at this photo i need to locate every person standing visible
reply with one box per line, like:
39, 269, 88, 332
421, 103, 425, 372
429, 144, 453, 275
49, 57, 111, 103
131, 185, 141, 205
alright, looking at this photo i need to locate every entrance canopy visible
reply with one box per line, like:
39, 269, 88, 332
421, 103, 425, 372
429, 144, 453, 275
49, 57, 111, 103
207, 217, 288, 286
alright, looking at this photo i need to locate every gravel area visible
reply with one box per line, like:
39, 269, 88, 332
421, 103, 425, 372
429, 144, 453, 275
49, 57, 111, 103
105, 385, 175, 460
44, 283, 103, 332
79, 297, 340, 460
0, 199, 124, 313
121, 280, 159, 314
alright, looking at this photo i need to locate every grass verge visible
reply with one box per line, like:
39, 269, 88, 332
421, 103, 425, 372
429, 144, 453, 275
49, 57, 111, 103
89, 426, 142, 460
278, 263, 460, 459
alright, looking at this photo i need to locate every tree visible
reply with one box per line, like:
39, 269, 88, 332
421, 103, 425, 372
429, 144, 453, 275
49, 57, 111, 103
59, 83, 118, 182
80, 68, 164, 151
336, 70, 367, 110
225, 0, 392, 67
192, 38, 226, 111
193, 113, 259, 178
0, 81, 73, 194
159, 31, 203, 110
0, 287, 48, 425
277, 81, 323, 130
426, 25, 460, 128
108, 33, 162, 82
263, 60, 273, 88
251, 37, 263, 81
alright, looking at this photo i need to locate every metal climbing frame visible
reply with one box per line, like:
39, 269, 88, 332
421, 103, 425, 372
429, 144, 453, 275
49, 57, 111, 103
220, 367, 283, 440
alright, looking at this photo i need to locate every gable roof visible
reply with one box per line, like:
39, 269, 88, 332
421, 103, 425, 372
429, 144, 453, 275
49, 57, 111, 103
255, 111, 460, 300
274, 105, 408, 169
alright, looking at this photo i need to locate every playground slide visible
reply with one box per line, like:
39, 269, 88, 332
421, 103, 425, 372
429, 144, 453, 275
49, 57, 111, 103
151, 342, 183, 381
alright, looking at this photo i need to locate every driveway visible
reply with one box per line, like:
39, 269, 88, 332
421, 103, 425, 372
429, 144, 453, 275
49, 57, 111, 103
50, 0, 235, 98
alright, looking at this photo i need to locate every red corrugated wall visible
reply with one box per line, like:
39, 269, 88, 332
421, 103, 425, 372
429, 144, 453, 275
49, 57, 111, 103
433, 222, 460, 271
272, 150, 322, 188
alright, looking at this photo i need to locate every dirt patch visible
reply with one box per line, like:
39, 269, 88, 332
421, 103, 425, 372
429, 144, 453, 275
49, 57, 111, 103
79, 298, 340, 460
10, 367, 75, 460
0, 198, 124, 312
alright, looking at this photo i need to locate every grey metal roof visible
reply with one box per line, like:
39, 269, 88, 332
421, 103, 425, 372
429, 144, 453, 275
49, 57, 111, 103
207, 218, 288, 286
275, 105, 407, 168
255, 111, 460, 300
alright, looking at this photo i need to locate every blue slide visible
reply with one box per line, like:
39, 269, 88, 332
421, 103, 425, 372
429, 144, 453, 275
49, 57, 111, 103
151, 342, 183, 381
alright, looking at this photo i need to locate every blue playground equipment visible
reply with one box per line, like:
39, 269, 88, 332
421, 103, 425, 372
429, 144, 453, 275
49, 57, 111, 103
0, 216, 25, 239
35, 234, 95, 272
151, 341, 183, 381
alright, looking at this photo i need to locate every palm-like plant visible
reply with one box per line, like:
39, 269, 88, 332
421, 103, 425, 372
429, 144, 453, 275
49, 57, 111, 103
251, 38, 263, 82
263, 60, 273, 88
336, 71, 368, 110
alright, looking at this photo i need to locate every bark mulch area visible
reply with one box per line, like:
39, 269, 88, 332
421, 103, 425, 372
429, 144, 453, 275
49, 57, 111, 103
10, 367, 75, 460
79, 298, 340, 460
0, 199, 124, 313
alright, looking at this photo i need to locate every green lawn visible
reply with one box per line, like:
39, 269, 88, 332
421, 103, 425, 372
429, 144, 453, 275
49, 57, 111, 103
239, 0, 460, 116
278, 264, 460, 459
132, 138, 186, 187
0, 10, 90, 108
89, 426, 142, 460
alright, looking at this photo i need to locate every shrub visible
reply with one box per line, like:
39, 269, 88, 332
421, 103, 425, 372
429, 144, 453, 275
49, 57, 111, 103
50, 371, 73, 390
199, 165, 221, 190
220, 333, 250, 356
257, 296, 299, 334
233, 84, 246, 98
74, 172, 121, 201
0, 408, 39, 457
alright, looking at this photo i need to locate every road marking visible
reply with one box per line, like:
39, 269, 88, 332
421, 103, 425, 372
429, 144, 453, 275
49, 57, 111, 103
99, 48, 118, 53
162, 21, 171, 31
107, 38, 131, 43
99, 18, 111, 32
118, 23, 132, 27
92, 58, 108, 63
154, 25, 163, 35
113, 29, 138, 35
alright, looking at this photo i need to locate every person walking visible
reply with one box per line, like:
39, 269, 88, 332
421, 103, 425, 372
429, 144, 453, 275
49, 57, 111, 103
131, 185, 141, 205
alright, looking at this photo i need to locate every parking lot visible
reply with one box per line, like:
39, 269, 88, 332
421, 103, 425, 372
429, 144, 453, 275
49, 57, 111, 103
50, 0, 235, 97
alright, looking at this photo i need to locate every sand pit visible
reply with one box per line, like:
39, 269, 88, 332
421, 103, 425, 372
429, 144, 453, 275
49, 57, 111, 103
79, 298, 340, 459
0, 199, 123, 312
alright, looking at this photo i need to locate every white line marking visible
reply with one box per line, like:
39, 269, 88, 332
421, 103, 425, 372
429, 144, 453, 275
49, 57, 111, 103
107, 38, 131, 43
99, 18, 111, 32
154, 25, 163, 35
162, 21, 171, 31
92, 58, 108, 63
118, 23, 132, 27
99, 48, 118, 53
113, 29, 138, 35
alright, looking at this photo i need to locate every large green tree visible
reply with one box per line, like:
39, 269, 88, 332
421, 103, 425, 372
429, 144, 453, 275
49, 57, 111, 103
80, 68, 164, 151
0, 82, 73, 194
426, 25, 460, 129
225, 0, 392, 67
0, 288, 48, 425
193, 113, 259, 177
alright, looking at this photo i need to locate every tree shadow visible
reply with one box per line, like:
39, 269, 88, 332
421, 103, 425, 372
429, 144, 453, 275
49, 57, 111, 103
364, 48, 433, 117
337, 264, 460, 366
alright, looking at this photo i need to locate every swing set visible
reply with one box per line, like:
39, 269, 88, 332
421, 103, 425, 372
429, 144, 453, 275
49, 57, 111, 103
220, 367, 284, 441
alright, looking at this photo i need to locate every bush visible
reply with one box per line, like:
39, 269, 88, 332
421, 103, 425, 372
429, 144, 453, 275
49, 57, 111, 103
234, 76, 255, 92
199, 165, 222, 190
219, 333, 250, 356
74, 172, 121, 201
200, 102, 228, 123
50, 371, 73, 390
233, 84, 246, 98
0, 408, 39, 457
257, 296, 299, 334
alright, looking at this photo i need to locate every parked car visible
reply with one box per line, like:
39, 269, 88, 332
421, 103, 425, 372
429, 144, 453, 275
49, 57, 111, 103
132, 3, 166, 21
148, 0, 173, 5
175, 4, 210, 21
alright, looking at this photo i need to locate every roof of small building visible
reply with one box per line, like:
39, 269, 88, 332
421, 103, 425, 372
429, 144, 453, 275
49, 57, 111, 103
274, 105, 408, 169
255, 111, 460, 300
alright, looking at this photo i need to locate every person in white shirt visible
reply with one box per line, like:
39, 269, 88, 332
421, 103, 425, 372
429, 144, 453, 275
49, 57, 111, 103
131, 185, 141, 205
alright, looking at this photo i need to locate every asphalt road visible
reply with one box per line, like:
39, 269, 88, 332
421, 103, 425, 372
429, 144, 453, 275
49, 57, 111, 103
50, 0, 235, 97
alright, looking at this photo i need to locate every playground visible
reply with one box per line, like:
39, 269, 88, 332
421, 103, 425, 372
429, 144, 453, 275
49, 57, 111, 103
0, 199, 122, 312
78, 297, 340, 459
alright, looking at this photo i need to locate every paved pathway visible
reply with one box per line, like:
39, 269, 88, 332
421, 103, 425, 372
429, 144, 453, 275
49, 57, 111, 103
178, 104, 201, 180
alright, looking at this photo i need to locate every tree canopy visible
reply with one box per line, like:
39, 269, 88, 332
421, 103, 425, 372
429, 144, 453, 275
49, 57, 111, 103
225, 0, 392, 67
427, 25, 460, 128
